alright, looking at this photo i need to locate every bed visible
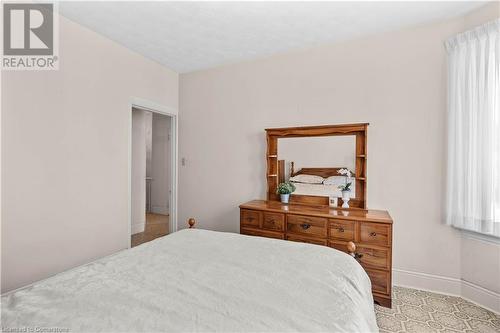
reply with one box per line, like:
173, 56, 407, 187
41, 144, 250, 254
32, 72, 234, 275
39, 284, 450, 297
1, 227, 378, 332
280, 164, 357, 201
292, 182, 355, 198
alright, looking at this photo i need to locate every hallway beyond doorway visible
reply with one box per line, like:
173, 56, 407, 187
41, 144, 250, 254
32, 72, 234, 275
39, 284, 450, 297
131, 213, 169, 247
131, 105, 174, 247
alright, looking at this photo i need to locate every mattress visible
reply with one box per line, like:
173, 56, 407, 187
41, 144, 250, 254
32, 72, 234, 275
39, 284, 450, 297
1, 229, 378, 332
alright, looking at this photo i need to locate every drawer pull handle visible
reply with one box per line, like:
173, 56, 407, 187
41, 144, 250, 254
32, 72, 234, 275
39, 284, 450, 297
370, 232, 377, 237
268, 219, 275, 224
337, 227, 345, 233
300, 223, 311, 230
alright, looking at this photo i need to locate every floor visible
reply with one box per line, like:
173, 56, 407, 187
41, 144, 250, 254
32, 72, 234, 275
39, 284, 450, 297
131, 213, 169, 247
375, 286, 500, 333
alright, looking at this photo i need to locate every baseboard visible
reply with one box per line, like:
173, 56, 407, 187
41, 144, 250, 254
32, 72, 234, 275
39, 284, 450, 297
151, 205, 169, 215
131, 222, 145, 235
461, 279, 500, 314
393, 268, 500, 314
393, 269, 462, 295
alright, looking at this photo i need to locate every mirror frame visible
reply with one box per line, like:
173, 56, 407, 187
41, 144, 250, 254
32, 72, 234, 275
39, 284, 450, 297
265, 123, 368, 209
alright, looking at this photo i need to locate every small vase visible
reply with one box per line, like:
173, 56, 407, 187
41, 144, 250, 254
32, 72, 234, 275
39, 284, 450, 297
280, 194, 290, 204
341, 190, 350, 208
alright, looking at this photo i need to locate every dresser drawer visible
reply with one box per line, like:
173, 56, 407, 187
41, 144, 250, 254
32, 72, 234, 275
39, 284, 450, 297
287, 235, 327, 246
360, 223, 391, 246
357, 245, 390, 270
329, 219, 355, 241
365, 268, 390, 295
241, 228, 284, 240
240, 209, 262, 228
328, 240, 349, 253
287, 215, 327, 238
262, 212, 285, 231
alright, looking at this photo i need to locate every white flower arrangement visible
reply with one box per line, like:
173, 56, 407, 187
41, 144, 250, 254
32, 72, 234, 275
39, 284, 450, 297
337, 168, 352, 178
337, 168, 352, 192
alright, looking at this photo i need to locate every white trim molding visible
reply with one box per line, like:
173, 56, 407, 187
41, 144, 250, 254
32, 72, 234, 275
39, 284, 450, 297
459, 228, 500, 245
461, 280, 500, 314
131, 97, 177, 116
393, 269, 500, 314
393, 269, 462, 295
131, 222, 145, 235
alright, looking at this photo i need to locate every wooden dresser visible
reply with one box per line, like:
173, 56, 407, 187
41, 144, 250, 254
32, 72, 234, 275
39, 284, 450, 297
239, 200, 393, 308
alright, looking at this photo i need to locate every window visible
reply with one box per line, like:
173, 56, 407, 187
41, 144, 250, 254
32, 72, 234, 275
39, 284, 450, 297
445, 19, 500, 238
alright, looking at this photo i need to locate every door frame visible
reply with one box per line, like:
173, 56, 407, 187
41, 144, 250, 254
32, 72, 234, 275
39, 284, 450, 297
128, 97, 178, 248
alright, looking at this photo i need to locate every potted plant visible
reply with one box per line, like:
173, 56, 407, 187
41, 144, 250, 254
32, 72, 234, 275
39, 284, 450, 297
276, 181, 296, 204
337, 168, 352, 208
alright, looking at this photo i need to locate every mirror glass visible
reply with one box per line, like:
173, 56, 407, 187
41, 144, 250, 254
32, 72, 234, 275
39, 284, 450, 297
278, 136, 356, 199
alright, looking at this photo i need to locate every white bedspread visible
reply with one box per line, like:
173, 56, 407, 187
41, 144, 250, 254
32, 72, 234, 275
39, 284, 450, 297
1, 229, 378, 332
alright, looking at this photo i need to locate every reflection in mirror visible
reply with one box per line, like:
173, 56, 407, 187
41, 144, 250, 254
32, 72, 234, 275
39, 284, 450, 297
278, 136, 356, 199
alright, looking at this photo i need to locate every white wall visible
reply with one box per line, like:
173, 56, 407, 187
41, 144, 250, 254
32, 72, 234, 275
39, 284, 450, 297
131, 109, 147, 234
151, 113, 171, 215
179, 3, 499, 311
460, 234, 500, 310
1, 14, 178, 292
145, 111, 153, 178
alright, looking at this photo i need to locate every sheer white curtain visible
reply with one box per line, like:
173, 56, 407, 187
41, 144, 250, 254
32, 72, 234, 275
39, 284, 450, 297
445, 19, 500, 237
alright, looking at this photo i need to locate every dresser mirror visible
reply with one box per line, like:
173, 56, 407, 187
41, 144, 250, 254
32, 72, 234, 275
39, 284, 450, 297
266, 123, 368, 209
278, 135, 356, 200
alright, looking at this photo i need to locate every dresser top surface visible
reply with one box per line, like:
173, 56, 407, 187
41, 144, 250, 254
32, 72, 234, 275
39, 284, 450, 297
240, 200, 393, 224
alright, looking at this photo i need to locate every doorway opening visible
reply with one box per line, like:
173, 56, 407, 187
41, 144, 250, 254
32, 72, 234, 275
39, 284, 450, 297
131, 107, 174, 247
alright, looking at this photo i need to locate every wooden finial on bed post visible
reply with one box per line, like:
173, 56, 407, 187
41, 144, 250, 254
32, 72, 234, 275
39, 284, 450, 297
188, 218, 196, 228
347, 241, 356, 257
347, 241, 363, 261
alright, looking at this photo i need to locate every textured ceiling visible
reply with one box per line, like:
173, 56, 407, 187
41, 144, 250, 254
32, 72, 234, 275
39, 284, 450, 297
59, 1, 488, 73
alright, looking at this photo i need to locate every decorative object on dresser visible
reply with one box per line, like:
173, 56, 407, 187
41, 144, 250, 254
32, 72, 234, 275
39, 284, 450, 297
276, 181, 296, 203
328, 196, 338, 207
239, 200, 393, 308
337, 168, 353, 208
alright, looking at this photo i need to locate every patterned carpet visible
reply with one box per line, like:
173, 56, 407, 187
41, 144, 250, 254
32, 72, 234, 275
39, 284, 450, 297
375, 287, 500, 333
